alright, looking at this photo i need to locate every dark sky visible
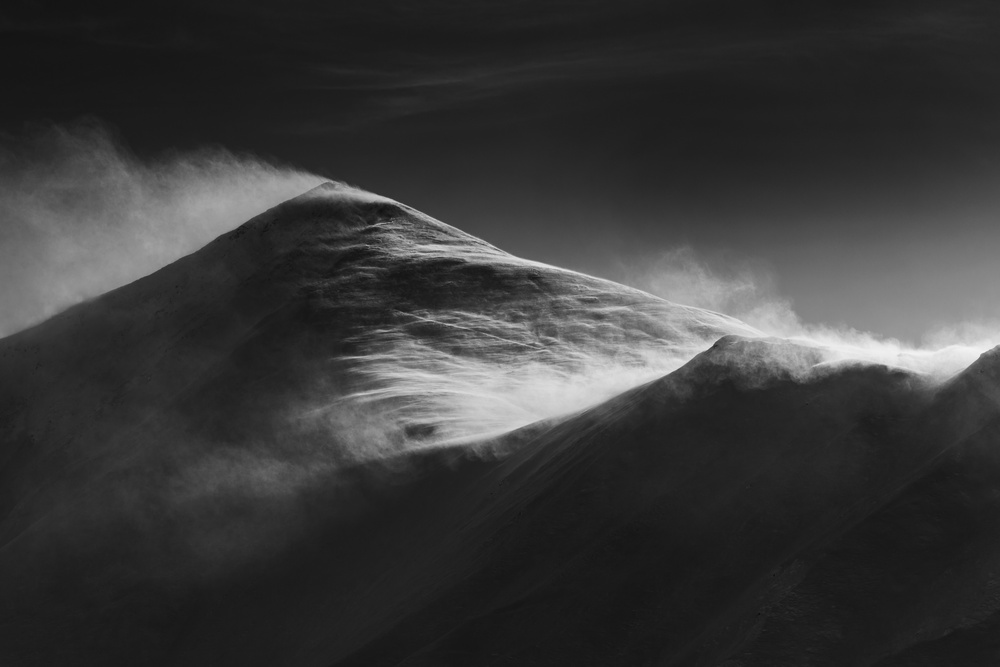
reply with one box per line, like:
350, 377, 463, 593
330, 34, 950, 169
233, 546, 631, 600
3, 0, 1000, 343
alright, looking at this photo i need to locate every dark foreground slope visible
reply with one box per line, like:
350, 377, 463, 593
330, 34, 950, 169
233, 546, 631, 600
0, 184, 998, 666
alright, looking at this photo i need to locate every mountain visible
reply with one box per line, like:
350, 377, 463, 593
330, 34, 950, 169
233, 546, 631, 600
0, 183, 998, 666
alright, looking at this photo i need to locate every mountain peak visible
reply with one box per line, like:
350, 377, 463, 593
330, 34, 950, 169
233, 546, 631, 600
3, 185, 1000, 666
221, 181, 410, 245
284, 181, 409, 224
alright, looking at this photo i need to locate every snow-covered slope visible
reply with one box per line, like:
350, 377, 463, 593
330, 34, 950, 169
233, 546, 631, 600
0, 184, 998, 666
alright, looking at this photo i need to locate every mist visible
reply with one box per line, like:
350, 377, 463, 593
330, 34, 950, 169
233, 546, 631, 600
1, 120, 994, 446
616, 246, 998, 379
0, 120, 325, 336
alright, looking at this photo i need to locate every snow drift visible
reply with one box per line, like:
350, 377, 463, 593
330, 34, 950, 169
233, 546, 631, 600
1, 183, 999, 666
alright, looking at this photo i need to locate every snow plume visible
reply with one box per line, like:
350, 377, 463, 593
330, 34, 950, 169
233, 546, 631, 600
326, 325, 703, 448
0, 119, 325, 336
620, 246, 998, 380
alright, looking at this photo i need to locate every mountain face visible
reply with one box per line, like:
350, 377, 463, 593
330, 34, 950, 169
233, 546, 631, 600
0, 183, 999, 666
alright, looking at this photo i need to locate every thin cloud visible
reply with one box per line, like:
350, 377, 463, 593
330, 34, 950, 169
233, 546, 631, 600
9, 2, 996, 133
279, 2, 1000, 131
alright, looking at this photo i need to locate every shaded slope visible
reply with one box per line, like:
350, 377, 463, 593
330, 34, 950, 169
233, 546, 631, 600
117, 337, 1000, 667
329, 339, 998, 667
728, 347, 1000, 666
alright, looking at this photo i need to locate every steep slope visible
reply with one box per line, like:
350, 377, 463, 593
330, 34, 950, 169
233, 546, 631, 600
327, 340, 1000, 667
0, 183, 997, 667
0, 183, 756, 665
